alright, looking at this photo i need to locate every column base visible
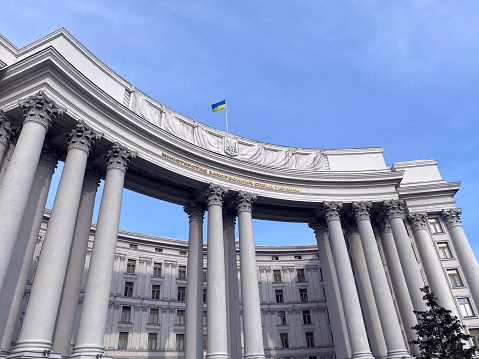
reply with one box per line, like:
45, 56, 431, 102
244, 354, 266, 359
205, 353, 229, 359
351, 352, 375, 359
387, 351, 411, 359
8, 350, 61, 359
69, 345, 104, 359
69, 355, 112, 359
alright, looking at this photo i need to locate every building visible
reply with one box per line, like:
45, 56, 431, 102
0, 29, 478, 359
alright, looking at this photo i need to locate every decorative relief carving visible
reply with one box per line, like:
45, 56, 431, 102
141, 306, 149, 312
322, 202, 343, 222
282, 267, 294, 273
235, 191, 257, 214
441, 208, 462, 228
66, 120, 102, 154
104, 142, 136, 172
19, 91, 65, 130
134, 305, 141, 312
38, 142, 59, 171
287, 309, 293, 314
165, 261, 177, 268
407, 212, 428, 231
169, 308, 176, 313
352, 201, 372, 222
0, 110, 15, 147
184, 200, 205, 222
224, 137, 238, 156
83, 164, 101, 190
203, 183, 228, 207
161, 308, 168, 313
383, 200, 405, 220
113, 304, 121, 310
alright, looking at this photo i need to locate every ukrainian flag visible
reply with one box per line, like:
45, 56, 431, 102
211, 100, 226, 112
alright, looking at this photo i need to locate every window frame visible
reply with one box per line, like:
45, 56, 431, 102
118, 331, 129, 349
305, 332, 315, 347
302, 310, 312, 325
428, 217, 444, 234
177, 286, 186, 302
151, 284, 161, 299
277, 310, 287, 325
149, 308, 159, 324
280, 333, 289, 348
297, 269, 306, 282
120, 306, 131, 322
176, 334, 185, 351
152, 262, 162, 277
300, 288, 309, 302
457, 297, 475, 317
273, 270, 282, 283
126, 259, 136, 274
147, 333, 157, 350
176, 309, 186, 325
437, 241, 454, 260
178, 265, 187, 280
275, 290, 284, 303
124, 281, 134, 297
447, 268, 464, 288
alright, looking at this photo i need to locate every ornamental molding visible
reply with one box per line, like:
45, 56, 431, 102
441, 208, 462, 228
383, 200, 405, 220
322, 202, 343, 222
407, 212, 428, 231
0, 110, 15, 147
352, 201, 372, 222
235, 191, 257, 214
105, 142, 136, 172
66, 120, 102, 154
203, 183, 228, 207
19, 91, 65, 130
38, 142, 59, 171
183, 200, 205, 222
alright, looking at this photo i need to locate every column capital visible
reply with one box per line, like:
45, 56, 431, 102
407, 212, 428, 231
383, 199, 405, 220
66, 120, 102, 154
322, 201, 343, 222
352, 201, 372, 222
342, 217, 358, 234
0, 110, 15, 147
184, 200, 205, 222
83, 164, 102, 190
222, 209, 236, 227
38, 142, 59, 171
441, 208, 462, 228
19, 91, 65, 130
203, 182, 228, 207
308, 216, 327, 234
104, 142, 136, 172
376, 216, 392, 234
235, 191, 257, 214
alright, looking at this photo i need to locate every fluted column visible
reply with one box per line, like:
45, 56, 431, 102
0, 110, 15, 169
0, 144, 58, 355
322, 202, 373, 359
12, 121, 100, 355
352, 202, 411, 359
441, 209, 479, 308
72, 143, 135, 358
0, 91, 64, 292
52, 166, 101, 356
383, 200, 426, 312
184, 201, 205, 359
309, 217, 350, 359
204, 183, 229, 359
236, 191, 265, 359
408, 212, 458, 314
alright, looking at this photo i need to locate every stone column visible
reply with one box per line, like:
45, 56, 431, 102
236, 191, 265, 359
322, 202, 374, 359
441, 209, 479, 308
352, 202, 411, 359
52, 166, 101, 356
72, 143, 135, 358
0, 91, 63, 292
204, 183, 229, 359
309, 217, 350, 359
377, 217, 418, 354
383, 200, 426, 312
0, 110, 15, 169
184, 201, 205, 359
408, 212, 458, 314
223, 210, 242, 359
0, 144, 58, 355
12, 121, 100, 355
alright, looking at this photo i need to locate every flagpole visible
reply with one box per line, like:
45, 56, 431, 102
225, 106, 229, 133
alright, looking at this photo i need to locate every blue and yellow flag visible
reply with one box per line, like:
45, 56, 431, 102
211, 100, 226, 112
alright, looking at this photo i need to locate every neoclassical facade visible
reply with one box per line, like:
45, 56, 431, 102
0, 29, 478, 359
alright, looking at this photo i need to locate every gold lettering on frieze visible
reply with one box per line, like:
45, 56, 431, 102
161, 152, 300, 193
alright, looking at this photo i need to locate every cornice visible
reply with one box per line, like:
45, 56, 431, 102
397, 181, 460, 198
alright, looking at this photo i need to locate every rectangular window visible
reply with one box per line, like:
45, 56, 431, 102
457, 297, 475, 317
300, 288, 308, 302
176, 334, 185, 351
178, 265, 187, 279
203, 269, 208, 282
306, 332, 315, 347
428, 218, 444, 234
280, 333, 289, 348
118, 331, 128, 349
179, 250, 187, 256
120, 306, 131, 322
129, 244, 137, 249
273, 270, 282, 283
203, 289, 207, 303
176, 310, 185, 325
155, 247, 162, 253
203, 335, 208, 351
151, 284, 161, 299
275, 290, 284, 303
294, 255, 302, 259
177, 287, 186, 302
149, 308, 159, 324
124, 281, 134, 297
437, 242, 453, 259
147, 333, 157, 350
277, 311, 287, 325
297, 269, 306, 282
126, 259, 136, 274
272, 256, 279, 261
470, 329, 479, 348
447, 269, 464, 288
302, 310, 312, 324
203, 312, 207, 326
153, 262, 162, 277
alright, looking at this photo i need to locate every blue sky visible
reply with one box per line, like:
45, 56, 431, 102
1, 1, 478, 257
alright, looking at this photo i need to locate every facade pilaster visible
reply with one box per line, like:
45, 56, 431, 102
72, 143, 135, 358
0, 91, 64, 292
236, 191, 265, 359
321, 201, 374, 359
352, 202, 410, 359
12, 120, 100, 356
0, 110, 15, 168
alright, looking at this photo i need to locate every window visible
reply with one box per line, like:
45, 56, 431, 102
118, 332, 128, 349
297, 269, 306, 282
300, 289, 308, 302
447, 269, 464, 288
203, 336, 208, 351
179, 250, 187, 256
457, 297, 475, 317
470, 329, 479, 348
126, 259, 136, 274
294, 255, 302, 259
176, 310, 185, 325
124, 282, 134, 297
428, 218, 443, 234
129, 244, 137, 249
273, 270, 282, 283
178, 287, 186, 302
120, 306, 131, 322
272, 256, 279, 261
151, 285, 161, 299
280, 333, 289, 348
306, 332, 315, 347
203, 269, 207, 282
176, 334, 185, 351
275, 290, 284, 303
203, 312, 207, 326
203, 289, 207, 303
149, 308, 159, 324
153, 262, 162, 277
302, 310, 312, 324
155, 247, 162, 253
277, 311, 287, 325
437, 242, 453, 259
178, 265, 187, 279
147, 333, 157, 350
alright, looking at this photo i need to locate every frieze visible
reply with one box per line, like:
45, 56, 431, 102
441, 208, 462, 228
407, 212, 428, 231
19, 91, 65, 130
